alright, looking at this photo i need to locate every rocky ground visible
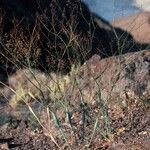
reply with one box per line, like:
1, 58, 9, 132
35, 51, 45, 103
0, 101, 149, 150
0, 49, 149, 150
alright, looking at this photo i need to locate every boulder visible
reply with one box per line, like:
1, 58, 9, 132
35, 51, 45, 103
65, 49, 150, 107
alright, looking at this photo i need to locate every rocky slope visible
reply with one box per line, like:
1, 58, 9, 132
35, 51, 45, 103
112, 12, 150, 43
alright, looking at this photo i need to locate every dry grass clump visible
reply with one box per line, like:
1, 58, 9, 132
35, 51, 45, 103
5, 68, 72, 108
0, 67, 80, 147
0, 63, 112, 147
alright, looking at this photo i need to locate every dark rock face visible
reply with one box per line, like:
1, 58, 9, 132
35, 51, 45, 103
0, 0, 149, 75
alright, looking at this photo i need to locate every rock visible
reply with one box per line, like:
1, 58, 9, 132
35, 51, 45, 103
65, 49, 150, 107
112, 12, 150, 43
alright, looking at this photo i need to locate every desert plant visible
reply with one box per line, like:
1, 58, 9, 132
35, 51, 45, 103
0, 0, 150, 149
